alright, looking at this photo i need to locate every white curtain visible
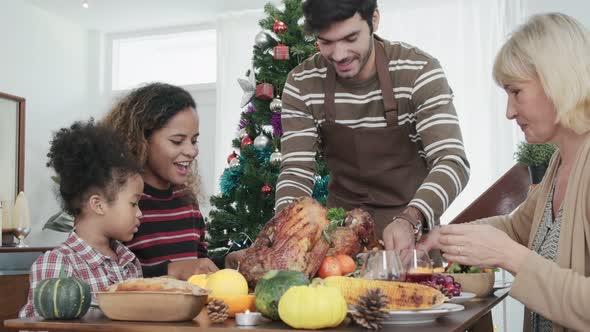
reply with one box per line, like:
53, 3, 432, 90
214, 9, 265, 189
376, 0, 525, 223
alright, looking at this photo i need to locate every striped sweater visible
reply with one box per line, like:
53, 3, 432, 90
276, 38, 470, 230
125, 183, 208, 267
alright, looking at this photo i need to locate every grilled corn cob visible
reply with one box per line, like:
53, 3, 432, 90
323, 276, 446, 310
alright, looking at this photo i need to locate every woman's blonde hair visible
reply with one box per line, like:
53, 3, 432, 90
493, 13, 590, 134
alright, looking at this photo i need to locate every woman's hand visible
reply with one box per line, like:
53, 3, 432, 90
168, 258, 219, 280
416, 226, 443, 252
438, 224, 529, 274
224, 249, 248, 269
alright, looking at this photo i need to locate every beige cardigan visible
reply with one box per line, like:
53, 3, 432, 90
476, 135, 590, 332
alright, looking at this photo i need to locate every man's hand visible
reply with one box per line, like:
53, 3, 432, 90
168, 258, 219, 280
224, 249, 247, 270
383, 218, 415, 251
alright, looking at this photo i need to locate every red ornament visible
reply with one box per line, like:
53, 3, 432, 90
273, 44, 290, 60
273, 19, 287, 33
227, 151, 238, 164
241, 136, 253, 147
255, 83, 274, 101
261, 184, 272, 194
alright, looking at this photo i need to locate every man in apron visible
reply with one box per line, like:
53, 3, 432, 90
226, 0, 469, 267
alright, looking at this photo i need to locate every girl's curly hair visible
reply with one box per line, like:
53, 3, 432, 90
47, 119, 141, 216
101, 82, 200, 201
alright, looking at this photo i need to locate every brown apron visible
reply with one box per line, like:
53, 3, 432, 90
319, 40, 429, 237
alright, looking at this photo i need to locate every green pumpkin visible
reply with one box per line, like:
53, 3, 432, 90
254, 270, 309, 320
33, 277, 91, 320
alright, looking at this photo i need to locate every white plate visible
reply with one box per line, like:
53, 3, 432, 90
351, 303, 464, 325
449, 292, 476, 304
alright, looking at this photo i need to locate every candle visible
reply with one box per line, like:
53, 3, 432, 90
235, 310, 262, 326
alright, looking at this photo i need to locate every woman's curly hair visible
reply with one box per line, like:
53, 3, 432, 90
101, 82, 200, 201
47, 119, 141, 216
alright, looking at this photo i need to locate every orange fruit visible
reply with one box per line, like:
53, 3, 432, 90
335, 254, 356, 275
214, 294, 256, 317
318, 256, 342, 278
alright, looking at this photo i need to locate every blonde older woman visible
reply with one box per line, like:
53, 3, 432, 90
419, 13, 590, 332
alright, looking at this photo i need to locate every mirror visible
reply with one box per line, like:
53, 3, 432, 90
0, 91, 25, 204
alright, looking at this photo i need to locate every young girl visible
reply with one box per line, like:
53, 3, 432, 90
20, 120, 144, 318
103, 83, 218, 279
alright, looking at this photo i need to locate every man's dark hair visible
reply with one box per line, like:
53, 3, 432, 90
302, 0, 378, 34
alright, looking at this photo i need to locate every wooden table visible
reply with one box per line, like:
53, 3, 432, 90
4, 292, 508, 332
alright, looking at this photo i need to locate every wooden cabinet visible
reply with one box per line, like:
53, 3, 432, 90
0, 274, 29, 332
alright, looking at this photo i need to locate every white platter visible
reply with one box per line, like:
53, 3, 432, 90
449, 292, 476, 304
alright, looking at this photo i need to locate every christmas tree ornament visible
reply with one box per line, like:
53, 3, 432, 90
241, 135, 253, 147
207, 299, 230, 324
227, 151, 238, 164
254, 30, 278, 49
229, 157, 240, 169
349, 289, 390, 330
269, 149, 283, 166
273, 19, 287, 33
297, 17, 305, 27
238, 128, 248, 139
261, 184, 272, 194
237, 68, 256, 107
253, 134, 270, 150
254, 31, 271, 48
273, 44, 290, 60
270, 97, 283, 113
255, 83, 274, 101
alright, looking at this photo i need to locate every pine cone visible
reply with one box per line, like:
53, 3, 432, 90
349, 288, 390, 330
207, 299, 229, 324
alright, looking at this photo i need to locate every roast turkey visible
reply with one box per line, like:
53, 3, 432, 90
239, 197, 380, 285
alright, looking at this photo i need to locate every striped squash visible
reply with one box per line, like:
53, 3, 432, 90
33, 278, 91, 320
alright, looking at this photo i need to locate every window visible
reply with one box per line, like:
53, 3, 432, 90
111, 29, 216, 91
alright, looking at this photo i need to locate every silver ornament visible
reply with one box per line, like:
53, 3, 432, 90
254, 31, 278, 49
270, 149, 283, 166
269, 98, 282, 113
253, 134, 270, 150
229, 157, 240, 168
238, 128, 248, 139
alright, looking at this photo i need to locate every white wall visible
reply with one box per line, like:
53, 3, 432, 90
0, 0, 96, 245
526, 0, 590, 26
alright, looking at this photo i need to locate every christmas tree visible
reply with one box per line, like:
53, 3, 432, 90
207, 0, 329, 260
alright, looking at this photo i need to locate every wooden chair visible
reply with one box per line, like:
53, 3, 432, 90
450, 163, 531, 225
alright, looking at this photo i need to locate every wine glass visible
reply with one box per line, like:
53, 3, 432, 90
400, 249, 433, 282
12, 227, 31, 247
359, 250, 406, 281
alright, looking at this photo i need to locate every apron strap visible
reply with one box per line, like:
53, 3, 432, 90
374, 40, 398, 126
324, 64, 337, 123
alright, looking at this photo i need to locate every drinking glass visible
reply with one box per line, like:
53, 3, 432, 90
12, 227, 31, 247
400, 249, 433, 282
359, 250, 406, 281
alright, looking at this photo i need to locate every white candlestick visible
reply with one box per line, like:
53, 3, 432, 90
235, 310, 262, 326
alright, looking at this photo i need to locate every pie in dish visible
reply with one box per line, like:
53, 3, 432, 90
106, 277, 209, 295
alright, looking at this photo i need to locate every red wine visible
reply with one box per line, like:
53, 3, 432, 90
405, 273, 433, 283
